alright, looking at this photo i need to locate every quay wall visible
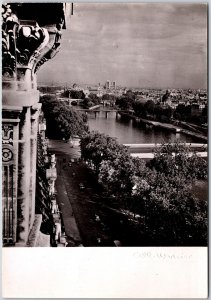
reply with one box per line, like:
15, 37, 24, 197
118, 112, 207, 142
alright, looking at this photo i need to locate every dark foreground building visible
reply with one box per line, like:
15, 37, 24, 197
2, 3, 67, 246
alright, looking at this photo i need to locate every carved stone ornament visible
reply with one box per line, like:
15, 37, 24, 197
2, 124, 13, 145
2, 147, 13, 163
2, 3, 66, 84
2, 124, 14, 165
2, 4, 18, 78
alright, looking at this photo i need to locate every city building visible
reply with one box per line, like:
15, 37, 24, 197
2, 3, 67, 247
111, 81, 116, 89
105, 80, 116, 90
105, 80, 111, 89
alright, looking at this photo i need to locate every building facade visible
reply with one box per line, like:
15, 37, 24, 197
2, 3, 67, 246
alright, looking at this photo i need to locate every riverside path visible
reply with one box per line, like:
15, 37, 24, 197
48, 140, 137, 247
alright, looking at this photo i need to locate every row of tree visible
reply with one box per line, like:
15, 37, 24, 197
40, 95, 88, 140
116, 95, 174, 122
61, 89, 86, 99
116, 93, 207, 124
80, 132, 207, 246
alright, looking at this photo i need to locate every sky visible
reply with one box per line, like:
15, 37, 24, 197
37, 3, 207, 89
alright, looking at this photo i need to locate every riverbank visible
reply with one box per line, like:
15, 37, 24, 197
119, 112, 207, 142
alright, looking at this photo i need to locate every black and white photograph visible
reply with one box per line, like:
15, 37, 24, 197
2, 1, 208, 297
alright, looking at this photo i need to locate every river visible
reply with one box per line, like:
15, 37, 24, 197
87, 109, 202, 144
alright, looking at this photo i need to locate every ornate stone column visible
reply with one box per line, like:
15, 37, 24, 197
17, 107, 31, 243
29, 104, 41, 230
2, 108, 22, 245
2, 3, 66, 246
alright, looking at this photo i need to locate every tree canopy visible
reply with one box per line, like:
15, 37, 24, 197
61, 89, 85, 99
149, 141, 207, 181
116, 96, 134, 110
40, 94, 88, 140
80, 132, 207, 246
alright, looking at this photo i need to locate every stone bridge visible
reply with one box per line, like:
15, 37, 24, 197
76, 108, 129, 119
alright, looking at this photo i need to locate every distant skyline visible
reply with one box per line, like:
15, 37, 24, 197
38, 3, 207, 89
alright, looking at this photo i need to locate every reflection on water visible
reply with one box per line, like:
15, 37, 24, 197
88, 111, 201, 144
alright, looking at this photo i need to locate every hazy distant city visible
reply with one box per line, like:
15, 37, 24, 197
38, 82, 207, 126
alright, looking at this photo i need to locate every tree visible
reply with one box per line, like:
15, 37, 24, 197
80, 131, 130, 173
81, 134, 207, 246
89, 93, 100, 104
125, 90, 136, 100
40, 95, 88, 140
149, 140, 207, 182
98, 151, 135, 197
144, 100, 155, 115
131, 156, 207, 245
61, 89, 70, 98
174, 104, 186, 120
132, 100, 146, 117
141, 172, 207, 245
162, 105, 173, 120
154, 103, 163, 119
81, 97, 94, 108
116, 96, 134, 110
69, 90, 85, 99
202, 105, 207, 117
102, 94, 112, 100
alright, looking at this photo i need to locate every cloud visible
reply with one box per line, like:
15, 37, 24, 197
38, 3, 207, 89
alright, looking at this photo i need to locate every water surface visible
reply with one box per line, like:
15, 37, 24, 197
88, 111, 202, 144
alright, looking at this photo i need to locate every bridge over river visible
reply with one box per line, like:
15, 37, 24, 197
124, 143, 207, 159
76, 108, 129, 119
